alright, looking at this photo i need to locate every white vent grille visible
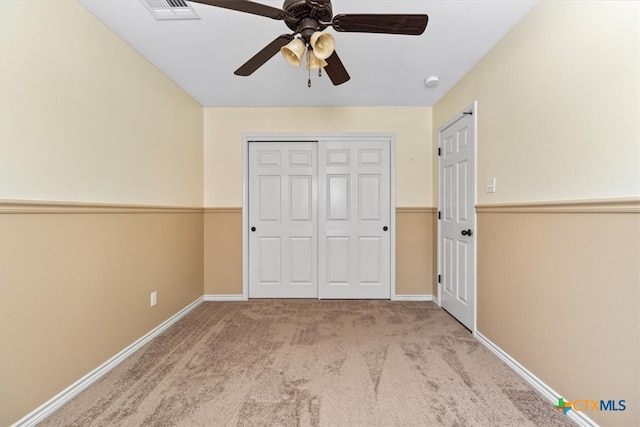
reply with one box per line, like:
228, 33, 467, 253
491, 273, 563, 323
141, 0, 200, 20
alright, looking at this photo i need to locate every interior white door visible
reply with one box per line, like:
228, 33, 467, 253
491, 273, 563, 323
318, 140, 391, 299
249, 142, 317, 298
439, 112, 476, 330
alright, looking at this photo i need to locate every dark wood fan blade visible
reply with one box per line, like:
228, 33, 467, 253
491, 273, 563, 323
324, 51, 350, 86
188, 0, 287, 20
234, 34, 294, 76
332, 14, 429, 35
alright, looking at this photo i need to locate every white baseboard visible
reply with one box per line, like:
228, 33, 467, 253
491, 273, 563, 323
392, 294, 435, 302
203, 294, 245, 301
474, 331, 597, 427
12, 297, 204, 427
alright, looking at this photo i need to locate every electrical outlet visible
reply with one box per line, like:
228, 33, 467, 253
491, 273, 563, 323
150, 291, 157, 307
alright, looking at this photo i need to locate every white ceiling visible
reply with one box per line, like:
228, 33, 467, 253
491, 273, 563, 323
78, 0, 537, 107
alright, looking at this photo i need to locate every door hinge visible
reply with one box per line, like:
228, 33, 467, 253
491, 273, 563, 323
438, 274, 442, 284
438, 147, 442, 156
438, 211, 441, 220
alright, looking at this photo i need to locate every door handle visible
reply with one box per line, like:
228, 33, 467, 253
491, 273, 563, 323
251, 227, 256, 232
461, 229, 473, 236
383, 226, 388, 231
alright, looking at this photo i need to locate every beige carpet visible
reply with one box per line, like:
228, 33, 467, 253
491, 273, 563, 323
42, 300, 573, 426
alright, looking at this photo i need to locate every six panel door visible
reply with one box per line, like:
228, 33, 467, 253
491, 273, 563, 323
440, 114, 476, 330
249, 142, 318, 298
318, 140, 391, 299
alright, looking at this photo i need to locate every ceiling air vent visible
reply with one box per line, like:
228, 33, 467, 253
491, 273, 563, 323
141, 0, 200, 20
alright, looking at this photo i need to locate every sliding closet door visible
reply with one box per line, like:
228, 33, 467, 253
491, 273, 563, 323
318, 140, 391, 299
248, 142, 318, 298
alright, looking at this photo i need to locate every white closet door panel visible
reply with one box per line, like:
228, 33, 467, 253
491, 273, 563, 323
290, 237, 313, 284
319, 140, 391, 299
290, 176, 312, 221
327, 175, 350, 221
258, 238, 281, 283
249, 142, 317, 298
259, 176, 281, 221
359, 237, 381, 283
327, 237, 350, 284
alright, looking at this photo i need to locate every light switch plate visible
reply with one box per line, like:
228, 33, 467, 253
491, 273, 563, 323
486, 177, 496, 193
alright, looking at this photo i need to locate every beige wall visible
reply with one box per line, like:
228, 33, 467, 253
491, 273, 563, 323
434, 1, 640, 426
204, 107, 433, 208
395, 208, 437, 296
433, 0, 640, 205
0, 203, 204, 426
0, 2, 205, 425
0, 0, 203, 206
204, 209, 243, 295
477, 202, 639, 426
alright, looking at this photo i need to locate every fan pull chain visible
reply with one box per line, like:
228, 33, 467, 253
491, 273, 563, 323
307, 49, 312, 88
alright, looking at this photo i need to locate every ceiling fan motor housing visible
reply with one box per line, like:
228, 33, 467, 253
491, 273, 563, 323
283, 0, 333, 33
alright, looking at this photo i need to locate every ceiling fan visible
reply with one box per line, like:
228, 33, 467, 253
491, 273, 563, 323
188, 0, 429, 86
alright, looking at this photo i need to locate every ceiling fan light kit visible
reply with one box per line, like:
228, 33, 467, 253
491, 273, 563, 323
190, 0, 429, 86
306, 50, 328, 71
281, 38, 307, 66
309, 31, 335, 60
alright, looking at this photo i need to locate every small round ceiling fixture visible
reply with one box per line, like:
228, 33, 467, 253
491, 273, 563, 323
425, 76, 440, 88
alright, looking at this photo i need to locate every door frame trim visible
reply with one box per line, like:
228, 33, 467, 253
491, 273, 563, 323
437, 101, 478, 332
242, 133, 396, 300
